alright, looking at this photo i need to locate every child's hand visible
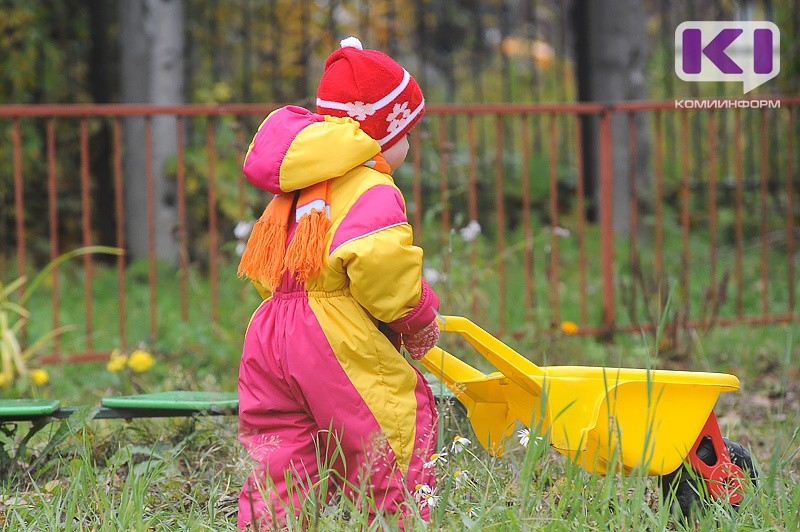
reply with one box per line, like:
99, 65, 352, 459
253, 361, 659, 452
403, 320, 440, 360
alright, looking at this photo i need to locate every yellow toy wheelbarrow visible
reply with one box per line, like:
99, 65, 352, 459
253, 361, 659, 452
420, 315, 756, 515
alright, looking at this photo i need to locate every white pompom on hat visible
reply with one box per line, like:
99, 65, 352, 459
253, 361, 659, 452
339, 36, 363, 50
316, 37, 425, 150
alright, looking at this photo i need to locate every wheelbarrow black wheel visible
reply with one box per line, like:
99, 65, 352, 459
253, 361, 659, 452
724, 438, 757, 488
660, 436, 757, 520
660, 465, 703, 519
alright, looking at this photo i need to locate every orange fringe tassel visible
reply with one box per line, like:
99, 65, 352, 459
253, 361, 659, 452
237, 195, 293, 290
284, 208, 332, 282
237, 191, 332, 290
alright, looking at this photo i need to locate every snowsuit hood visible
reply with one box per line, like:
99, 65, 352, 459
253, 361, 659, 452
243, 105, 381, 195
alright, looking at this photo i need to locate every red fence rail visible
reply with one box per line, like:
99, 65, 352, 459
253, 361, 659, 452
1, 98, 797, 363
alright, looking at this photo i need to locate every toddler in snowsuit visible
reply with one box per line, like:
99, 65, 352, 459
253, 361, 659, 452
236, 37, 440, 529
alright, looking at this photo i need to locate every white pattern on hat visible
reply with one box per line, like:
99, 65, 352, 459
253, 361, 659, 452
386, 102, 410, 132
316, 69, 411, 114
343, 101, 376, 121
377, 99, 425, 146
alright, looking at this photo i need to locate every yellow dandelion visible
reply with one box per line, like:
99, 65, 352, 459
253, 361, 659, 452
107, 356, 128, 372
127, 349, 155, 373
560, 321, 579, 335
106, 349, 129, 373
30, 369, 50, 386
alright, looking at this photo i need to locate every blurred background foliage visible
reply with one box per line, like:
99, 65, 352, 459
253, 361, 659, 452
1, 0, 797, 271
1, 1, 796, 107
0, 0, 796, 385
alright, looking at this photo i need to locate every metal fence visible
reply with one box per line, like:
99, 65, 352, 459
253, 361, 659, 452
1, 98, 797, 362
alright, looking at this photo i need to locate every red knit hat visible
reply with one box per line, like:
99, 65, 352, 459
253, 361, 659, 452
316, 37, 425, 150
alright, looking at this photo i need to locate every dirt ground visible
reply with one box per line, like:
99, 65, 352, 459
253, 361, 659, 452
715, 367, 800, 475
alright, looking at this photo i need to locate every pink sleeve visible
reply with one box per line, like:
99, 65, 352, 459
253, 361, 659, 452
386, 279, 440, 335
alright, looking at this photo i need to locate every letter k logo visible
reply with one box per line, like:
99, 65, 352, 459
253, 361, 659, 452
675, 21, 780, 93
682, 28, 743, 74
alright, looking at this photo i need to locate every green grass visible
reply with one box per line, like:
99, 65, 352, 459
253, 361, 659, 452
0, 395, 797, 530
1, 417, 244, 530
1, 226, 798, 530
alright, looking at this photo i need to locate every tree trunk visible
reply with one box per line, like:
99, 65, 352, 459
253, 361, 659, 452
119, 0, 184, 264
572, 0, 650, 235
87, 0, 117, 250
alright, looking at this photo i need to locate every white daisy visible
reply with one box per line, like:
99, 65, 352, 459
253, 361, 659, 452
423, 449, 448, 469
419, 488, 440, 509
453, 469, 469, 488
235, 241, 247, 257
458, 220, 482, 242
518, 428, 530, 447
233, 220, 254, 239
414, 483, 432, 502
422, 267, 447, 285
467, 505, 480, 519
551, 225, 571, 238
450, 435, 472, 454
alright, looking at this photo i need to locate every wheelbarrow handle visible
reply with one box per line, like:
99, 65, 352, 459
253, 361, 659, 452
435, 315, 546, 395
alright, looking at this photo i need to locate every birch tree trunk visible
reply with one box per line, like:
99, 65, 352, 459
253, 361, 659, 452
120, 0, 184, 264
573, 0, 650, 235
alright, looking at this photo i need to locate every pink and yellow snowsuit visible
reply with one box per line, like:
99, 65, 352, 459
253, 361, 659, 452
236, 106, 439, 528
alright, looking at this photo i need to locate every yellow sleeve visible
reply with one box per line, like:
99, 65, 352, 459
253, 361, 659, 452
330, 223, 439, 334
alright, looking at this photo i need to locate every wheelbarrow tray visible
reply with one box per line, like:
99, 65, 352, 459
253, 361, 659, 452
420, 316, 739, 476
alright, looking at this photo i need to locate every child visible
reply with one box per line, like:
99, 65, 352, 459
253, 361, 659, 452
236, 37, 441, 529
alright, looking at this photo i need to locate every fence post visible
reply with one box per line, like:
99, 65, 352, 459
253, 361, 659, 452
599, 108, 615, 337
